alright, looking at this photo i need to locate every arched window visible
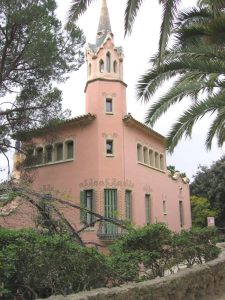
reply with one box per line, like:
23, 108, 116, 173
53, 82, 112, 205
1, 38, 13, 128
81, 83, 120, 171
143, 147, 149, 164
149, 149, 154, 167
155, 152, 159, 169
45, 145, 53, 163
66, 140, 74, 159
36, 147, 43, 165
137, 144, 143, 162
106, 52, 111, 72
160, 154, 164, 170
99, 60, 104, 73
113, 60, 117, 73
88, 63, 91, 76
55, 143, 63, 161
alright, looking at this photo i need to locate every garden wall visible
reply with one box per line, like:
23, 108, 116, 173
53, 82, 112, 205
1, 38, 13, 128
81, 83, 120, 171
45, 244, 225, 300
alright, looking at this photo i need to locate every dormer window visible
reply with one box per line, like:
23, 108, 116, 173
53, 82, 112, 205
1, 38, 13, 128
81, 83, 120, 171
99, 60, 104, 73
106, 52, 111, 72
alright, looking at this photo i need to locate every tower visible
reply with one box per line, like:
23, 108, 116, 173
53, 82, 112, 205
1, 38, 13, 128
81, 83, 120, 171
85, 0, 126, 116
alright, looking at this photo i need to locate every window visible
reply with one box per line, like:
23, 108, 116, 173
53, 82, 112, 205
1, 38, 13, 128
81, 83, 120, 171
55, 143, 63, 161
137, 144, 143, 162
66, 141, 74, 159
106, 98, 113, 113
179, 201, 184, 227
149, 149, 154, 167
125, 190, 132, 220
106, 52, 111, 72
160, 154, 164, 170
45, 145, 53, 163
80, 190, 95, 225
145, 194, 151, 224
36, 147, 43, 164
88, 63, 91, 76
106, 140, 113, 155
155, 152, 159, 169
104, 189, 118, 235
143, 147, 149, 164
99, 59, 104, 73
113, 60, 117, 73
163, 200, 167, 214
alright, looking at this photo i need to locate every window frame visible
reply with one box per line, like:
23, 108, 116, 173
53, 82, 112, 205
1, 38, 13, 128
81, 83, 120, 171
106, 139, 114, 157
105, 97, 113, 114
65, 140, 74, 160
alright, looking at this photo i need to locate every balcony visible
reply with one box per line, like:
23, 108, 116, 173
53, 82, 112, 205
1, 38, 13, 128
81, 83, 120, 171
97, 221, 127, 241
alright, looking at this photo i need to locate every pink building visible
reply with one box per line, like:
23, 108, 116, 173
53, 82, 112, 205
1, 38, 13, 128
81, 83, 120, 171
10, 0, 191, 244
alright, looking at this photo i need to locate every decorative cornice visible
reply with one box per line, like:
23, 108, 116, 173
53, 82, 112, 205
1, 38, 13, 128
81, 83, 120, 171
84, 78, 127, 92
123, 114, 166, 143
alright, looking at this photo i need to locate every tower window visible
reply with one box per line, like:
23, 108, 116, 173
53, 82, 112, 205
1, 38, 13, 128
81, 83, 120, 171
106, 98, 113, 113
99, 60, 104, 73
113, 60, 118, 73
106, 52, 111, 72
106, 140, 113, 156
88, 63, 92, 76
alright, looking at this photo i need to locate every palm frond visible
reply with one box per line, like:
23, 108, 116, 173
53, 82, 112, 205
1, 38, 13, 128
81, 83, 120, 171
176, 7, 211, 28
167, 92, 225, 152
158, 0, 181, 65
124, 0, 144, 36
206, 107, 225, 148
144, 75, 207, 126
67, 0, 96, 26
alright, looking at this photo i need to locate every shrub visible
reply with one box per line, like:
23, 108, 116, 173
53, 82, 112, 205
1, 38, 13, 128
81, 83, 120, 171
0, 229, 109, 299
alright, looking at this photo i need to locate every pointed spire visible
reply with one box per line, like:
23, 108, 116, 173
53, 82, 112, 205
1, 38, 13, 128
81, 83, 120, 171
96, 0, 112, 39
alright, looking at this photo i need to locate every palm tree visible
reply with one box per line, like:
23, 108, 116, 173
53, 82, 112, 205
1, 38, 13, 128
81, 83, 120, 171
137, 0, 225, 152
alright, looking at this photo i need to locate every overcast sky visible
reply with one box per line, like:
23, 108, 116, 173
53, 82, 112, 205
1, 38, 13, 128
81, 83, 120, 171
55, 0, 225, 180
1, 0, 224, 181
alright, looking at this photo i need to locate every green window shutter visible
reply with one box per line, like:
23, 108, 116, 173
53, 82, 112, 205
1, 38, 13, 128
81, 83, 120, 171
145, 195, 150, 224
125, 190, 132, 220
80, 190, 86, 223
92, 190, 96, 222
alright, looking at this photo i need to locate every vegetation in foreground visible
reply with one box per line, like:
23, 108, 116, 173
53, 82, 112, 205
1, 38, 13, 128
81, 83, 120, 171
0, 224, 220, 299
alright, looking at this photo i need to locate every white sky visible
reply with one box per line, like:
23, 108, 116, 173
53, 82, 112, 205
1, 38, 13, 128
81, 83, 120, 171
1, 0, 224, 181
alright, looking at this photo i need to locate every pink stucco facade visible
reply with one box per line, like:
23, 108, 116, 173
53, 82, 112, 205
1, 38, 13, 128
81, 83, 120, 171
6, 0, 191, 244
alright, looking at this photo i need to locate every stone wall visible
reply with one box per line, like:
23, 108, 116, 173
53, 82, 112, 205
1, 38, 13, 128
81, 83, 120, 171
44, 244, 225, 300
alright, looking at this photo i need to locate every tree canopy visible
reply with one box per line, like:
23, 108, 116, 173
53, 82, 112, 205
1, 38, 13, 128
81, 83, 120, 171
190, 155, 225, 226
0, 0, 85, 167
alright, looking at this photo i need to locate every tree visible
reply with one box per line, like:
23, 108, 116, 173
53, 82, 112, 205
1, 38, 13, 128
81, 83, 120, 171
190, 155, 225, 226
0, 0, 85, 166
190, 195, 219, 228
136, 0, 225, 152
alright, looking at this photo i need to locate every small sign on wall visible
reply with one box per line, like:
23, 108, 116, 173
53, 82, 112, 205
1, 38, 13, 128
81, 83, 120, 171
207, 217, 215, 227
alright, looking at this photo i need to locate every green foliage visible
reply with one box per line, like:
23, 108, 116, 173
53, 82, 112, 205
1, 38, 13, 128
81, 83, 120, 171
190, 155, 225, 226
0, 0, 85, 156
0, 229, 109, 299
191, 195, 219, 227
109, 223, 220, 281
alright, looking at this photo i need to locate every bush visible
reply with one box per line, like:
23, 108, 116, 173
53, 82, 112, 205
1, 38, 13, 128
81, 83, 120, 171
0, 229, 109, 299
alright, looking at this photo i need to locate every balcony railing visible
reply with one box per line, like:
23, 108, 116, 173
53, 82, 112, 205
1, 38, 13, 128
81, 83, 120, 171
97, 221, 127, 241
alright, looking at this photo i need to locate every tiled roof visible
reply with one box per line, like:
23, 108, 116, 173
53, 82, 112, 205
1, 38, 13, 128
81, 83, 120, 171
123, 114, 166, 143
